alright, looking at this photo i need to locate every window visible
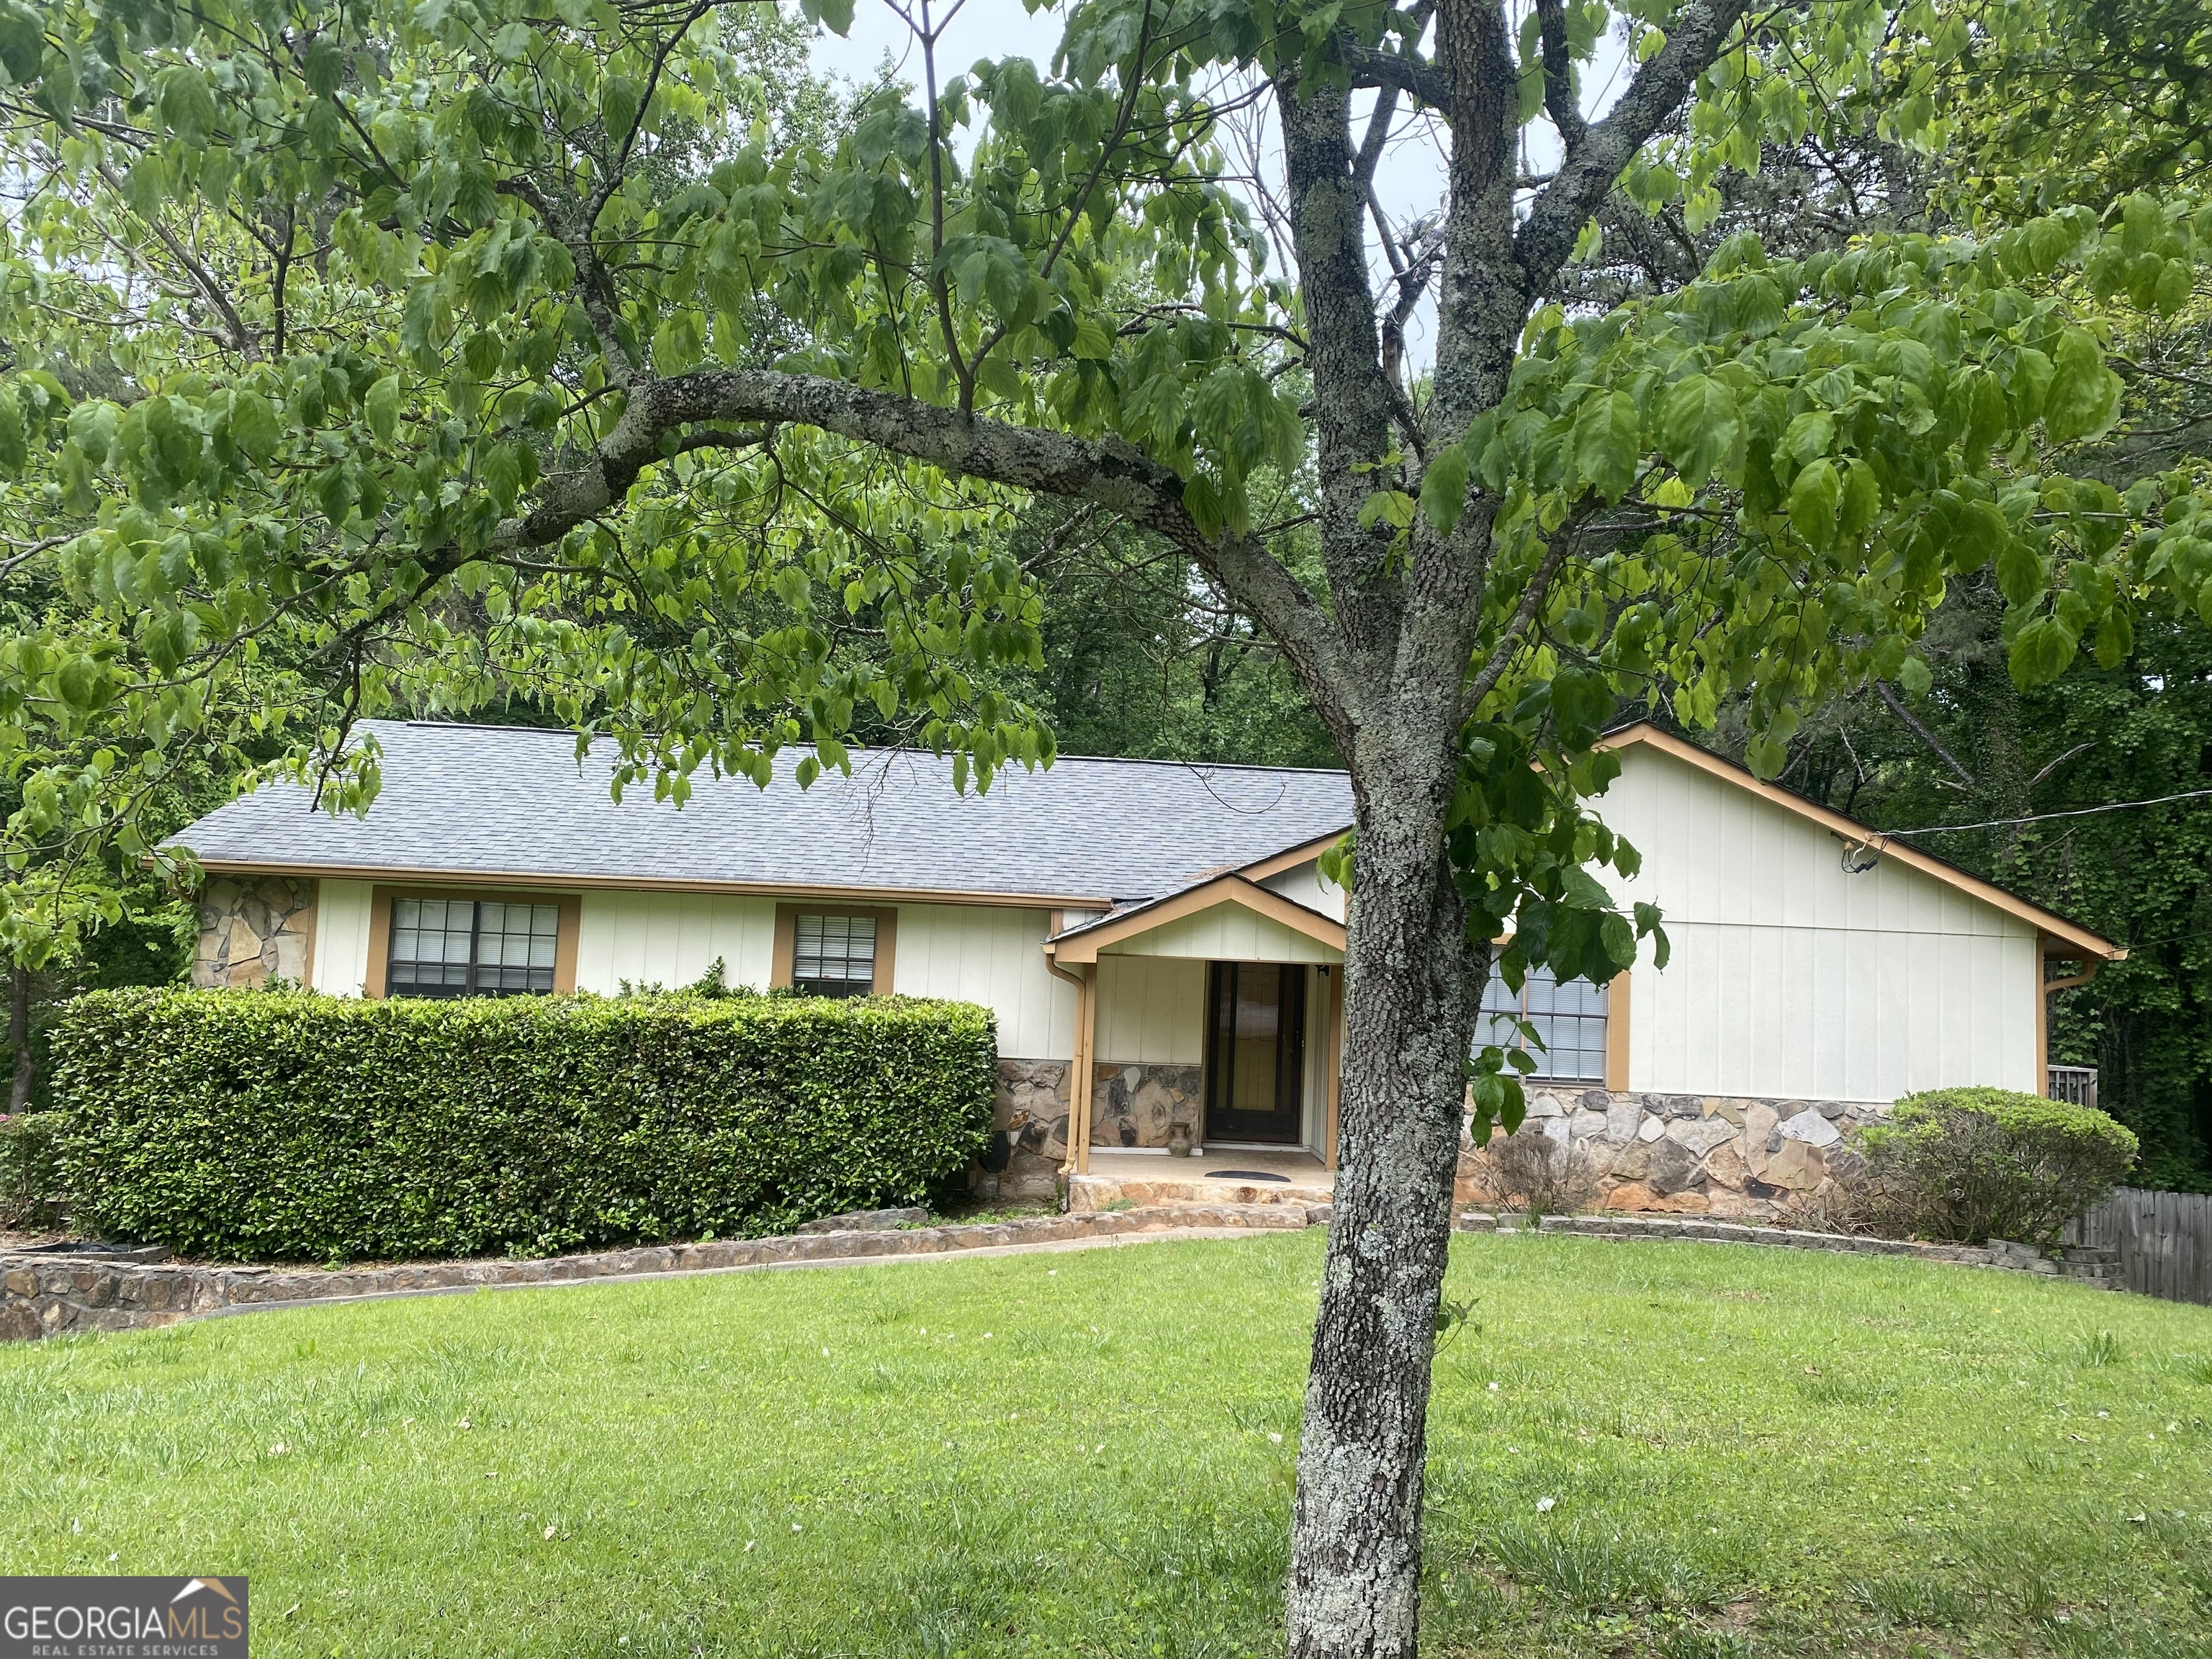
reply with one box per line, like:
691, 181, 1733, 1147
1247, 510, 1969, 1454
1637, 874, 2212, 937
792, 913, 877, 999
1478, 965, 1608, 1082
387, 898, 561, 997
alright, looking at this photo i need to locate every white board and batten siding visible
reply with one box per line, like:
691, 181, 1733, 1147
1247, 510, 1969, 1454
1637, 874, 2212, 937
575, 890, 778, 993
308, 879, 377, 997
1094, 957, 1206, 1064
891, 902, 1075, 1059
309, 881, 1078, 1060
1257, 858, 1346, 922
1595, 744, 2040, 1102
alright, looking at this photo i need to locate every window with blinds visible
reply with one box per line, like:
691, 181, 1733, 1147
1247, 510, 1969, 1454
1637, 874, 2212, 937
1478, 965, 1608, 1082
791, 914, 877, 998
387, 899, 560, 998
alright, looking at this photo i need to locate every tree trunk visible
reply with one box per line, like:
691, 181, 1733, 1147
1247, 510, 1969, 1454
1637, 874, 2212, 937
9, 964, 33, 1114
1285, 742, 1491, 1659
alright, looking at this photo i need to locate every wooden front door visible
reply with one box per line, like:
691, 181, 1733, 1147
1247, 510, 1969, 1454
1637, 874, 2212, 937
1203, 962, 1306, 1144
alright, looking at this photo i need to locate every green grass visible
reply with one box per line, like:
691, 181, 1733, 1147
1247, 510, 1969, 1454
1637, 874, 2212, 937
4, 1233, 2211, 1658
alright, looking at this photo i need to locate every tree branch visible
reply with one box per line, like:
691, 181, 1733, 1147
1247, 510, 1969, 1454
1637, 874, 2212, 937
492, 369, 1363, 727
1341, 38, 1454, 109
1514, 0, 1753, 295
1533, 0, 1588, 151
1456, 502, 1590, 724
1874, 680, 1977, 787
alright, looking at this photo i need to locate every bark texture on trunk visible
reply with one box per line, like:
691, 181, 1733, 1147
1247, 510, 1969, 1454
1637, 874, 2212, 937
1285, 742, 1491, 1659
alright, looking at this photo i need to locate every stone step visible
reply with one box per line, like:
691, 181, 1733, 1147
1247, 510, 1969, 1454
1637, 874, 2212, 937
1068, 1172, 1333, 1215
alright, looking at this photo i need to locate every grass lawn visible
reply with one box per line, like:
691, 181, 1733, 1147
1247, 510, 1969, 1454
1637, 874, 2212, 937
4, 1232, 2211, 1659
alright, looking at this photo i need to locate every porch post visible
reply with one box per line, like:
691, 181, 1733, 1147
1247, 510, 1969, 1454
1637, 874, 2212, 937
1324, 963, 1344, 1172
1074, 964, 1097, 1174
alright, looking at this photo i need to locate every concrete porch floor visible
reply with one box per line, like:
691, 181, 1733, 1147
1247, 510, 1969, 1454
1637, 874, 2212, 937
1070, 1147, 1333, 1213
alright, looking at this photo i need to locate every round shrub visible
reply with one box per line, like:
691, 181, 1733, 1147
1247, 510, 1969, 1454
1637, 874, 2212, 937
1861, 1086, 2139, 1246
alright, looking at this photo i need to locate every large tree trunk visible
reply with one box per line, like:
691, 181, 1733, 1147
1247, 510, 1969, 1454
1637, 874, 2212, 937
1285, 740, 1492, 1659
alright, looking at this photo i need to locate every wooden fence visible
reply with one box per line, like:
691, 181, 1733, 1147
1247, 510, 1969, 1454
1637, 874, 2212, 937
2066, 1187, 2212, 1306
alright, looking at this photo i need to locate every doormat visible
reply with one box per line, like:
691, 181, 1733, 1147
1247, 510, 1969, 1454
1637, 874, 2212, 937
1205, 1169, 1292, 1182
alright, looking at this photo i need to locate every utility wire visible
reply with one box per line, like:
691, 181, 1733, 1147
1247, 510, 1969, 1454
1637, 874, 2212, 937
1874, 786, 2212, 839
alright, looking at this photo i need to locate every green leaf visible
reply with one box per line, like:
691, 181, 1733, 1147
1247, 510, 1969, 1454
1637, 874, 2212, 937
1660, 374, 1741, 490
155, 66, 217, 147
305, 35, 344, 96
1070, 315, 1114, 361
364, 376, 401, 441
1897, 654, 1932, 697
1182, 474, 1224, 539
1948, 498, 2010, 574
1573, 391, 1639, 502
0, 4, 42, 85
1995, 536, 2046, 607
1788, 457, 1841, 549
1419, 444, 1471, 534
1781, 410, 1834, 468
799, 0, 855, 34
0, 389, 23, 473
2043, 328, 2122, 444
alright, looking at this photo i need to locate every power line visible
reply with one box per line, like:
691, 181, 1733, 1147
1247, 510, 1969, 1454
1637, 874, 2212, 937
1876, 786, 2212, 839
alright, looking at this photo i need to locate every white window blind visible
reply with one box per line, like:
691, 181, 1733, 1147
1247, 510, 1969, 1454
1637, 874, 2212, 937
1478, 965, 1608, 1083
792, 914, 877, 998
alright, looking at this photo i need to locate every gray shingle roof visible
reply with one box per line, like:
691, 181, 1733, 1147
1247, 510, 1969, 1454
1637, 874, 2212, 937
166, 721, 1354, 904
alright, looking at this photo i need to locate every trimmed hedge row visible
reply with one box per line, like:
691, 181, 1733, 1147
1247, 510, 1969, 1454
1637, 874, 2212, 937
45, 988, 997, 1262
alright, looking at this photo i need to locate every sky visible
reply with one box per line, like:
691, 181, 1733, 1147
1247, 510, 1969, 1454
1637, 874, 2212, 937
799, 1, 1637, 369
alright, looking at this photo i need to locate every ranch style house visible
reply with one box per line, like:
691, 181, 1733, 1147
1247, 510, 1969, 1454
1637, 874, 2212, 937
167, 719, 2123, 1217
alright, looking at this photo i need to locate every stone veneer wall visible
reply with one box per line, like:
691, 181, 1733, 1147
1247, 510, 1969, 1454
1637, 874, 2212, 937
971, 1058, 1071, 1202
971, 1060, 1208, 1200
192, 874, 318, 989
1089, 1062, 1202, 1150
1458, 1085, 1888, 1220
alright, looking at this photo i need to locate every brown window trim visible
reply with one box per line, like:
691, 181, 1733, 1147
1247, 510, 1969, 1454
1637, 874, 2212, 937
364, 885, 582, 999
771, 903, 899, 996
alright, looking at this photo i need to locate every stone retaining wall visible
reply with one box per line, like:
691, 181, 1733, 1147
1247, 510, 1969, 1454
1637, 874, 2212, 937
1462, 1210, 2118, 1287
1, 1203, 1321, 1342
1461, 1087, 1889, 1220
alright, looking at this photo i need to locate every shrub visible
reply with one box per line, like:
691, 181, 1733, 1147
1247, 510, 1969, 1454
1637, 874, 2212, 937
0, 1110, 66, 1230
1859, 1087, 2139, 1246
48, 988, 997, 1261
1465, 1125, 1601, 1221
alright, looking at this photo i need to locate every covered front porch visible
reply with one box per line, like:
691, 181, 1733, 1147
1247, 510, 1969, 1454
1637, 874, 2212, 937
1046, 868, 1348, 1186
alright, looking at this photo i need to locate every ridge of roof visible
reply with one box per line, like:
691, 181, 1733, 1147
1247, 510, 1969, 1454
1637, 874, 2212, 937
1597, 721, 2125, 961
385, 718, 1353, 779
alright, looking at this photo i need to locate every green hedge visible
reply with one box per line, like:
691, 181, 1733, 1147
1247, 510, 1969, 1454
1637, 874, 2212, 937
47, 988, 997, 1261
1861, 1086, 2139, 1246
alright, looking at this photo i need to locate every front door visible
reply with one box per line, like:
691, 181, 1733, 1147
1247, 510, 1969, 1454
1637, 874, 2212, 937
1203, 963, 1306, 1145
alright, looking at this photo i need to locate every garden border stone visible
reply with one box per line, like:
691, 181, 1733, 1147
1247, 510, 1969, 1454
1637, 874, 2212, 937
1455, 1209, 2118, 1287
0, 1202, 1326, 1341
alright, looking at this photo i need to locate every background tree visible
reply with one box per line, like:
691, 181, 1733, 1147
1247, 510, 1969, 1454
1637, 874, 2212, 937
4, 0, 2212, 1655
